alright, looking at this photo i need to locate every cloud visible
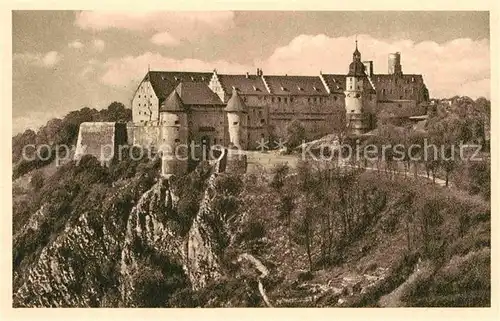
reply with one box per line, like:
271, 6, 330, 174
14, 51, 63, 68
100, 52, 249, 88
97, 34, 489, 99
75, 11, 235, 43
150, 31, 180, 47
258, 34, 490, 99
93, 39, 105, 51
68, 40, 84, 49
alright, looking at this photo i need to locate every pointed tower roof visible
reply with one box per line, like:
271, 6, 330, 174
348, 39, 366, 77
224, 88, 247, 113
160, 88, 184, 112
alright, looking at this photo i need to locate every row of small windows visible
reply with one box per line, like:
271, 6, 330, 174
138, 95, 153, 98
248, 95, 338, 103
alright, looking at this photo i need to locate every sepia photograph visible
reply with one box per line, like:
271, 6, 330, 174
10, 9, 492, 309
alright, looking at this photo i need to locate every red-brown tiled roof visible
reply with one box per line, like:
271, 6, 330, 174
160, 89, 184, 112
217, 74, 268, 96
321, 74, 346, 93
175, 82, 223, 106
147, 71, 213, 99
263, 75, 329, 96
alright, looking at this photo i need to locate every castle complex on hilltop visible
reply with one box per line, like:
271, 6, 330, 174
75, 42, 429, 176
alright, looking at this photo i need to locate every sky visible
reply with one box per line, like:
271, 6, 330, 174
12, 11, 490, 134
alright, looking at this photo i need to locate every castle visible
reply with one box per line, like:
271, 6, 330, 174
75, 42, 429, 176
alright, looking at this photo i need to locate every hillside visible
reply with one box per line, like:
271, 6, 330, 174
12, 155, 490, 307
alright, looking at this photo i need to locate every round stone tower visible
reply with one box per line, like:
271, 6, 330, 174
388, 52, 402, 76
344, 40, 371, 135
159, 88, 189, 177
224, 88, 248, 149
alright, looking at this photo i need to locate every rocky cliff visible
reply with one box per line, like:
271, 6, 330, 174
13, 169, 243, 307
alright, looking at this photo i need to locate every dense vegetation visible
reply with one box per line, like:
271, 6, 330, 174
12, 96, 490, 307
12, 102, 131, 179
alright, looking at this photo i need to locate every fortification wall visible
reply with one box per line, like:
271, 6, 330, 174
74, 122, 128, 165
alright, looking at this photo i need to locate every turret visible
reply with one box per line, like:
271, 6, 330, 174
344, 40, 371, 135
388, 52, 402, 76
159, 87, 189, 177
224, 88, 247, 149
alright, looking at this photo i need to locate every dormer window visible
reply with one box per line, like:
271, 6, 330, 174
174, 76, 179, 81
297, 86, 303, 91
313, 86, 319, 91
201, 76, 205, 81
161, 76, 166, 80
281, 86, 287, 91
191, 76, 195, 81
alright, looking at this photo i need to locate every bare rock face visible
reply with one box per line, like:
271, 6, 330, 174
184, 174, 224, 290
14, 171, 233, 307
119, 178, 185, 305
14, 209, 125, 307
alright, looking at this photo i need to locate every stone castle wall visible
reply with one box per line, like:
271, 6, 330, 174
74, 122, 128, 165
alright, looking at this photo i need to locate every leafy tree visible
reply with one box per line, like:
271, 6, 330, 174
285, 119, 306, 150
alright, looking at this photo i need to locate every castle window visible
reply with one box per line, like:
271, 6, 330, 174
290, 97, 294, 103
261, 119, 265, 124
175, 120, 180, 125
175, 139, 181, 143
278, 97, 281, 102
258, 110, 262, 117
272, 97, 275, 103
233, 122, 238, 125
139, 95, 141, 98
334, 96, 338, 101
400, 96, 403, 99
398, 104, 402, 108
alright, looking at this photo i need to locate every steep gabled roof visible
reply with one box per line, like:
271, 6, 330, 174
160, 89, 184, 112
225, 88, 247, 113
217, 74, 268, 96
175, 82, 224, 105
263, 75, 329, 96
147, 71, 213, 99
321, 74, 346, 93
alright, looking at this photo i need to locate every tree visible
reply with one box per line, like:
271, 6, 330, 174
285, 119, 306, 150
270, 163, 289, 190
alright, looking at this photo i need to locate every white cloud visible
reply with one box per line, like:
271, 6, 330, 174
100, 52, 249, 87
93, 39, 105, 51
150, 31, 180, 47
258, 34, 490, 99
68, 40, 84, 49
75, 11, 235, 43
97, 34, 490, 99
14, 51, 63, 68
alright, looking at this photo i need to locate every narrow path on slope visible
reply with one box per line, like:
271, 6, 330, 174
238, 253, 273, 307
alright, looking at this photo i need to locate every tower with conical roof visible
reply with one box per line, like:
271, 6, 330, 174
158, 86, 189, 177
224, 88, 247, 149
344, 39, 371, 135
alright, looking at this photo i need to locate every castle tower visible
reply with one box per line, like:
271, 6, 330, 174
224, 88, 248, 149
344, 40, 371, 135
388, 52, 402, 76
159, 88, 189, 177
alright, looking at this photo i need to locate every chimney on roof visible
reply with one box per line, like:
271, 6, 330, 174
256, 68, 263, 77
246, 72, 249, 79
